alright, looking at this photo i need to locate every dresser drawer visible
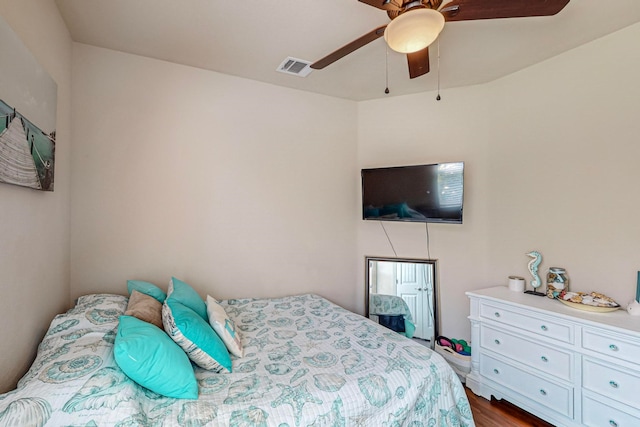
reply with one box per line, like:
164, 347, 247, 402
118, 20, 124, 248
481, 325, 573, 382
582, 394, 640, 427
582, 328, 640, 365
479, 301, 573, 343
479, 353, 573, 417
582, 358, 640, 408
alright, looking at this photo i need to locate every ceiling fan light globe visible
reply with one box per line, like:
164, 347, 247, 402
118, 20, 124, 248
384, 8, 445, 54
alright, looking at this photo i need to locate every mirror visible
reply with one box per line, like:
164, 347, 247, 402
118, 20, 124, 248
365, 257, 437, 348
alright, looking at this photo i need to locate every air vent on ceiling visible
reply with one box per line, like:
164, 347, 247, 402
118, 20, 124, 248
276, 57, 313, 77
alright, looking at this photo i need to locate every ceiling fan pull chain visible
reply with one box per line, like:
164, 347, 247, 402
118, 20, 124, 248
436, 39, 441, 101
385, 45, 390, 94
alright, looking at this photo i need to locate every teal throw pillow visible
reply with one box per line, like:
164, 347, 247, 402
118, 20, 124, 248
168, 277, 207, 321
113, 315, 198, 399
127, 280, 166, 303
162, 298, 232, 373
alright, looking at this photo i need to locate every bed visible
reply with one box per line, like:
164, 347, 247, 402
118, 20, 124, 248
0, 292, 474, 426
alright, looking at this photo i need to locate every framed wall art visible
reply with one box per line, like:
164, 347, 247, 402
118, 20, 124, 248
0, 16, 57, 191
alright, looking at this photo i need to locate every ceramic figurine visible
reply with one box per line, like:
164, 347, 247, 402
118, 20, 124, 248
525, 251, 545, 296
627, 300, 640, 316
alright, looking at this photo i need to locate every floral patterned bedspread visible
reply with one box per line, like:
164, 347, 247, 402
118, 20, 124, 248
0, 293, 474, 426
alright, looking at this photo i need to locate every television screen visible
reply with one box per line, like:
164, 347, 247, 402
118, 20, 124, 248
361, 162, 464, 224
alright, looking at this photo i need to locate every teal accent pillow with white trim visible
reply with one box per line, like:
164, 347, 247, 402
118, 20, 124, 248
127, 280, 166, 303
113, 315, 198, 399
167, 277, 207, 321
162, 298, 232, 373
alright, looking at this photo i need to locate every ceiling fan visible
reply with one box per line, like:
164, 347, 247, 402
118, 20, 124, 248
310, 0, 570, 79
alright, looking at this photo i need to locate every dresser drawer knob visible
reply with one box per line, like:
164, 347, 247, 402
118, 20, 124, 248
609, 420, 618, 427
609, 344, 619, 352
493, 368, 500, 375
609, 380, 619, 389
540, 325, 548, 331
541, 356, 548, 362
494, 312, 501, 318
539, 389, 547, 396
494, 339, 501, 345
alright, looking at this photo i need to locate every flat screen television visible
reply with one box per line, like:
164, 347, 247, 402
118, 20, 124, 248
361, 162, 464, 224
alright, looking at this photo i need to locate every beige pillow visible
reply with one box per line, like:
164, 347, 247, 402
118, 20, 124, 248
125, 290, 163, 329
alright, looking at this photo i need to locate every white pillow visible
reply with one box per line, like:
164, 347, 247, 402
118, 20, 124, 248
206, 295, 244, 357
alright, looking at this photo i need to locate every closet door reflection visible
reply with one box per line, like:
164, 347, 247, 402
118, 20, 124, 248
366, 257, 437, 345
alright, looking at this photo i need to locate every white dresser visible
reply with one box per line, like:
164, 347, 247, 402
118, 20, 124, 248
466, 286, 640, 427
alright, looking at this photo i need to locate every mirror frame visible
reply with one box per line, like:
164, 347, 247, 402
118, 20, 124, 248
365, 256, 438, 346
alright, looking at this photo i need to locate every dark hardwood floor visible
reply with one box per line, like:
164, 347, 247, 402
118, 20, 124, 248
465, 386, 555, 427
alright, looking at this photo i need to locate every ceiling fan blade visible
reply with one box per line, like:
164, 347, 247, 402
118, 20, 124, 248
357, 0, 402, 12
442, 0, 570, 22
407, 47, 430, 79
311, 26, 386, 70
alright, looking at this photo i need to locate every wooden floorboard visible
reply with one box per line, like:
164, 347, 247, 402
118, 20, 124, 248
465, 386, 555, 427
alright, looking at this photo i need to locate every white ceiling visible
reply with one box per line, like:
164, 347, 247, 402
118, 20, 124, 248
55, 0, 640, 101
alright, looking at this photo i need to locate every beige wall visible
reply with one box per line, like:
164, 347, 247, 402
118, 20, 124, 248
70, 45, 359, 311
358, 22, 640, 340
483, 21, 640, 299
0, 1, 71, 392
